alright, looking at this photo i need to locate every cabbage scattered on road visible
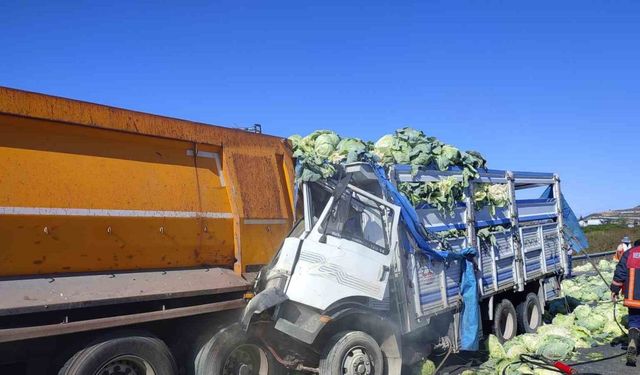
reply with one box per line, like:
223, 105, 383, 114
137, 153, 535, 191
561, 269, 615, 303
415, 260, 628, 374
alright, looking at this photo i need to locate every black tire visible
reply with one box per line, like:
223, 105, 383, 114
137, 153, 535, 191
516, 293, 543, 334
493, 299, 517, 343
59, 335, 177, 375
194, 323, 285, 375
319, 330, 384, 375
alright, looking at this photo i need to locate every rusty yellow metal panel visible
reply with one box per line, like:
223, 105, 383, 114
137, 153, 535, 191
1, 116, 205, 211
0, 86, 289, 150
0, 116, 235, 276
0, 216, 235, 276
0, 87, 294, 278
222, 150, 295, 273
239, 222, 291, 270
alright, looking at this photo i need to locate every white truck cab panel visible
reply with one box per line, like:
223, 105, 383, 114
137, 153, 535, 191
285, 183, 400, 311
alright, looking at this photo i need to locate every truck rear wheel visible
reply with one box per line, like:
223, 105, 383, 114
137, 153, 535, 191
194, 323, 285, 375
319, 331, 383, 375
493, 299, 517, 343
59, 335, 177, 375
516, 293, 543, 333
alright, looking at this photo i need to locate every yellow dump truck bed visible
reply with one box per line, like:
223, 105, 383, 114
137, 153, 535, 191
0, 87, 295, 277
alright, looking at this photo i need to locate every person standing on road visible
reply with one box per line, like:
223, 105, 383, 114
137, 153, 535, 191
566, 247, 574, 278
615, 236, 632, 262
611, 239, 640, 366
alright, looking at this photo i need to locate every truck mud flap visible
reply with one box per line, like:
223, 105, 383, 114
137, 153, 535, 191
240, 287, 288, 330
542, 275, 561, 302
274, 301, 326, 345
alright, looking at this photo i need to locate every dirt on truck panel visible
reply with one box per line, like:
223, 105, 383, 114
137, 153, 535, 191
0, 86, 295, 277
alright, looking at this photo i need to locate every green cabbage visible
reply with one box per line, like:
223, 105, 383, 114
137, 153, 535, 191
572, 305, 591, 320
473, 184, 510, 216
372, 134, 395, 163
506, 344, 527, 359
313, 131, 340, 158
413, 360, 436, 375
598, 259, 615, 271
288, 134, 302, 147
535, 335, 575, 360
408, 143, 435, 167
435, 144, 461, 170
399, 177, 466, 216
520, 333, 540, 352
602, 320, 624, 337
396, 127, 426, 146
463, 150, 488, 169
582, 290, 600, 302
495, 359, 520, 375
569, 325, 595, 348
534, 369, 562, 375
487, 334, 506, 359
577, 313, 606, 333
337, 137, 366, 154
331, 137, 368, 163
551, 314, 575, 328
572, 263, 593, 273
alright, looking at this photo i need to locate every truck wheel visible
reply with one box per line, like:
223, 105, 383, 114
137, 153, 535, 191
319, 331, 383, 375
493, 299, 517, 343
516, 293, 543, 333
59, 335, 176, 375
194, 323, 285, 375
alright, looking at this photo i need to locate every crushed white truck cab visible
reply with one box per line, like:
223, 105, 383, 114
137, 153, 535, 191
199, 162, 574, 375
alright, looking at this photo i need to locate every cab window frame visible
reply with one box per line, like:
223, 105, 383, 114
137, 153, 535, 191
318, 188, 392, 255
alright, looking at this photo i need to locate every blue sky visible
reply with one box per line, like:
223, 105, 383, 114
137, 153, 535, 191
1, 1, 638, 216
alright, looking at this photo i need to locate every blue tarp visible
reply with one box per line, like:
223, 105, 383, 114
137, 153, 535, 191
371, 165, 480, 350
540, 187, 589, 253
459, 255, 480, 350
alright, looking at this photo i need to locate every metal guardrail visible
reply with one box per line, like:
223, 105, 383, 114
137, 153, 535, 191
571, 250, 615, 268
572, 250, 616, 260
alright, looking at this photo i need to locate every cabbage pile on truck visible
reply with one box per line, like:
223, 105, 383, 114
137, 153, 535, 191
289, 127, 507, 216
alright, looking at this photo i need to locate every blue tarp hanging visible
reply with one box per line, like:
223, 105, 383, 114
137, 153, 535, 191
540, 187, 589, 253
459, 255, 480, 350
371, 164, 480, 351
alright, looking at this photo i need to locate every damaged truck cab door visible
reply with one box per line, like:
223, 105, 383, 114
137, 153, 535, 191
285, 182, 400, 311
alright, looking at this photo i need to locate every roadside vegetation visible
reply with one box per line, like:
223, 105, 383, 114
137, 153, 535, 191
583, 223, 640, 253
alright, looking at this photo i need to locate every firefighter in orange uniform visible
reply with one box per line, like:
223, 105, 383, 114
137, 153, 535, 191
611, 239, 640, 366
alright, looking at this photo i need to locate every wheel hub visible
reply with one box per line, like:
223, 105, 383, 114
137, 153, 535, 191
238, 364, 250, 375
96, 355, 154, 375
343, 347, 373, 375
223, 344, 268, 375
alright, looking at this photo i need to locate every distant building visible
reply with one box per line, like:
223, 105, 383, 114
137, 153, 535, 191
581, 205, 640, 227
579, 218, 604, 227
